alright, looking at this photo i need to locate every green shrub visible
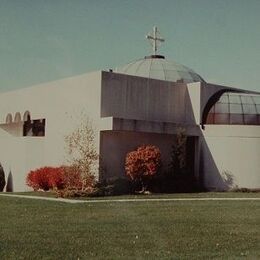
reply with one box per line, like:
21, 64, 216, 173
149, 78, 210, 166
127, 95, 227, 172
56, 187, 93, 198
90, 178, 133, 197
231, 187, 260, 193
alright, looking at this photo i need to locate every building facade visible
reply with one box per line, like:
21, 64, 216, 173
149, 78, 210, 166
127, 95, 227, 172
1, 29, 259, 192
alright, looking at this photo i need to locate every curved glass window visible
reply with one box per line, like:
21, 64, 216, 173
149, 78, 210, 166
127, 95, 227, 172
206, 93, 260, 125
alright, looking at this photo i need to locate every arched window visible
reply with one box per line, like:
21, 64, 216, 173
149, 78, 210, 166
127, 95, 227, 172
205, 93, 260, 125
14, 112, 22, 123
23, 111, 31, 122
22, 110, 46, 137
23, 111, 32, 136
5, 113, 12, 124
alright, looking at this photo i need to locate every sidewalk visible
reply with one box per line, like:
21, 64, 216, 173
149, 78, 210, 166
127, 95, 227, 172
0, 193, 260, 204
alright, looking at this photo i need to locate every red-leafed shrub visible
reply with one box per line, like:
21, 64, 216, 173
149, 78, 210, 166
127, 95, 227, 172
26, 167, 65, 191
26, 165, 96, 197
125, 145, 161, 192
48, 167, 65, 190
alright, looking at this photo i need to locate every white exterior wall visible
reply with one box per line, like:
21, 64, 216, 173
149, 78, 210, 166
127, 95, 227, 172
101, 72, 197, 125
0, 71, 113, 191
202, 125, 260, 190
187, 83, 201, 125
0, 132, 45, 191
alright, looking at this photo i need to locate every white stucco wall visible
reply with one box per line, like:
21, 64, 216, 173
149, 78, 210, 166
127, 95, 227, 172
0, 131, 45, 191
101, 72, 197, 125
187, 83, 201, 124
0, 71, 113, 191
201, 125, 260, 190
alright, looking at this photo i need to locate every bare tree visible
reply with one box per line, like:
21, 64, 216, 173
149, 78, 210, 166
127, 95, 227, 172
64, 113, 99, 192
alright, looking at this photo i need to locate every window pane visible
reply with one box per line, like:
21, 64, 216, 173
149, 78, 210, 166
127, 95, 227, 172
208, 105, 215, 114
229, 95, 241, 104
218, 94, 229, 103
206, 113, 214, 124
244, 115, 258, 125
230, 104, 242, 114
253, 96, 260, 105
230, 114, 243, 124
242, 104, 257, 114
241, 95, 254, 104
215, 103, 229, 113
256, 105, 260, 113
214, 113, 229, 124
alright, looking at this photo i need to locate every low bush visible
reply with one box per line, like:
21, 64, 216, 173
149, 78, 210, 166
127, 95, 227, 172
57, 165, 95, 198
56, 187, 94, 198
90, 178, 133, 197
26, 167, 65, 191
231, 187, 260, 193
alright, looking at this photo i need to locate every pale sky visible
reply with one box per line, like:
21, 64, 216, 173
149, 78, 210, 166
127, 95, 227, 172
0, 0, 260, 92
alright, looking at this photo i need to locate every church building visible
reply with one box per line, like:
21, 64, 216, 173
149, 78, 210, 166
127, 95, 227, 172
0, 27, 259, 192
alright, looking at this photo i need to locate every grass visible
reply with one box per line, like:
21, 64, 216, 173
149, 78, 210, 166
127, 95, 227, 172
0, 195, 259, 259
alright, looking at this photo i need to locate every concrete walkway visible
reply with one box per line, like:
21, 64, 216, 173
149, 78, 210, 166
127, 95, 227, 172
0, 193, 260, 204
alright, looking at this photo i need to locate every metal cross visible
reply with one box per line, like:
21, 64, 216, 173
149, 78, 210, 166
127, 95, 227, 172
146, 26, 165, 55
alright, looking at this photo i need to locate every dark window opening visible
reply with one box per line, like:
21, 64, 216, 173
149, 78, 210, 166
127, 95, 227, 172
23, 119, 45, 137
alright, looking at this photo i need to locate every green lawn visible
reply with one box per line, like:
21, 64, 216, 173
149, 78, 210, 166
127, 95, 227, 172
0, 195, 259, 259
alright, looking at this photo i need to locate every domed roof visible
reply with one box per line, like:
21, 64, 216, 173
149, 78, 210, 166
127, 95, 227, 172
115, 55, 205, 83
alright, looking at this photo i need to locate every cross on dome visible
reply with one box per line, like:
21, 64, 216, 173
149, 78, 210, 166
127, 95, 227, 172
146, 26, 165, 55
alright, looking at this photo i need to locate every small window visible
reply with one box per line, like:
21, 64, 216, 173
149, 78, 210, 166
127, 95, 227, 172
23, 118, 45, 137
23, 111, 31, 122
32, 119, 45, 136
14, 112, 21, 123
6, 114, 13, 124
